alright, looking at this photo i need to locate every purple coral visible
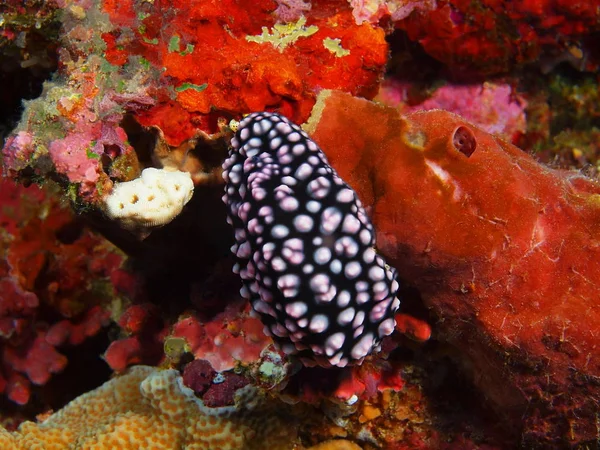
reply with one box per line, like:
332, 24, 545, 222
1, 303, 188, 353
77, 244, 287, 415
183, 359, 216, 395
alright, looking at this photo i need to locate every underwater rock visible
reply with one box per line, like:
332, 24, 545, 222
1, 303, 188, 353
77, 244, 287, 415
305, 90, 600, 446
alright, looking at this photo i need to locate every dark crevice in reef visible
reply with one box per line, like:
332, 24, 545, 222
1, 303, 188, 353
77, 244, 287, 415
119, 114, 157, 167
39, 331, 113, 412
0, 11, 60, 143
0, 330, 113, 424
414, 349, 517, 447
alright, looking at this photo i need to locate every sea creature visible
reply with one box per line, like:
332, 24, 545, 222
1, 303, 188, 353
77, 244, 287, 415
222, 112, 400, 368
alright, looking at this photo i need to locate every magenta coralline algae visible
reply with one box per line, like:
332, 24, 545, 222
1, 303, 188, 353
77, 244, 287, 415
49, 132, 101, 184
222, 112, 400, 368
378, 80, 528, 142
1, 132, 36, 174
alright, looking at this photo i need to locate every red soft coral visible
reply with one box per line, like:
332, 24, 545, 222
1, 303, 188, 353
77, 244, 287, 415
0, 179, 124, 406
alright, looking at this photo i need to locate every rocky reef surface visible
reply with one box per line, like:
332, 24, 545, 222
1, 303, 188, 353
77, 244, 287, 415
1, 0, 600, 448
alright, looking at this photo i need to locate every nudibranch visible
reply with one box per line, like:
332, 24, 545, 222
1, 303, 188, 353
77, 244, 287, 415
222, 112, 400, 367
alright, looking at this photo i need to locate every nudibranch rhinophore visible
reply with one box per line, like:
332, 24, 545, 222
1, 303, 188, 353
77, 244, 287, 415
222, 112, 400, 367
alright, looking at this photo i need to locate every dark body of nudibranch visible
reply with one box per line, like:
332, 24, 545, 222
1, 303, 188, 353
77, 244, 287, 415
222, 112, 400, 367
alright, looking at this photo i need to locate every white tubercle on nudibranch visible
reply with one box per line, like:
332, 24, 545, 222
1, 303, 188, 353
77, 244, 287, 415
222, 112, 400, 368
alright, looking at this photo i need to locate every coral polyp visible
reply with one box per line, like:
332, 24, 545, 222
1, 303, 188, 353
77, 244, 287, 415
222, 112, 400, 368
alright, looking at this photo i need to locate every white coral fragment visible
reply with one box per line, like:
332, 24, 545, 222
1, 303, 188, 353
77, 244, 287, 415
105, 167, 194, 229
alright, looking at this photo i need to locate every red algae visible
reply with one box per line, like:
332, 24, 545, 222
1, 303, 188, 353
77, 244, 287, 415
0, 179, 125, 406
305, 90, 600, 446
101, 0, 387, 144
397, 0, 600, 74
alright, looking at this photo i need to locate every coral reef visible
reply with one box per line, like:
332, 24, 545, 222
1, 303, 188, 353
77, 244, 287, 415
377, 80, 528, 143
0, 366, 303, 449
349, 0, 437, 24
170, 304, 273, 373
3, 0, 600, 448
0, 178, 126, 406
1, 0, 387, 217
305, 90, 600, 446
397, 0, 600, 74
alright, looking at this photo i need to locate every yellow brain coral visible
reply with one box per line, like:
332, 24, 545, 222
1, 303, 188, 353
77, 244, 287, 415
0, 366, 300, 450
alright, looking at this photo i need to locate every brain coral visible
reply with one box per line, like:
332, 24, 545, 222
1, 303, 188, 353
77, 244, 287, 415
0, 366, 302, 449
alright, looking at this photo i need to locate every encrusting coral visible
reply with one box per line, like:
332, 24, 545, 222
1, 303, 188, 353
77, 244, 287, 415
1, 0, 388, 215
0, 366, 302, 449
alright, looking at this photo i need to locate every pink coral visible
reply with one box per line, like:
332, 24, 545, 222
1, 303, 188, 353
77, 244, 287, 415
0, 278, 38, 339
273, 0, 312, 22
48, 130, 101, 184
1, 132, 35, 175
46, 306, 111, 347
3, 331, 68, 387
103, 292, 273, 376
172, 300, 271, 372
378, 80, 527, 142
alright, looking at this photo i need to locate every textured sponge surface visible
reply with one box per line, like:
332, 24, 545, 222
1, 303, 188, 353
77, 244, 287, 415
105, 168, 194, 229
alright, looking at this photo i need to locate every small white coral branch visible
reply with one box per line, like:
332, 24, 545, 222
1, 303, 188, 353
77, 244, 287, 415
104, 168, 194, 229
